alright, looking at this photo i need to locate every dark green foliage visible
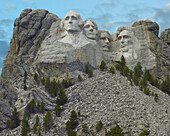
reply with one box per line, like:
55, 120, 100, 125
54, 105, 62, 117
140, 74, 147, 89
78, 75, 82, 81
85, 63, 90, 74
133, 75, 139, 86
24, 71, 27, 79
40, 101, 45, 113
95, 121, 103, 132
45, 78, 72, 97
26, 111, 30, 119
45, 77, 50, 92
154, 93, 158, 102
37, 126, 41, 136
9, 107, 20, 129
33, 123, 37, 133
8, 97, 12, 106
115, 63, 121, 70
87, 69, 93, 77
139, 130, 149, 136
69, 110, 79, 129
107, 124, 124, 136
41, 77, 45, 85
36, 115, 39, 125
24, 84, 27, 90
66, 110, 79, 134
144, 70, 151, 81
43, 111, 53, 131
161, 75, 170, 94
68, 130, 77, 136
100, 60, 107, 71
120, 55, 126, 68
134, 62, 142, 77
33, 115, 39, 133
82, 123, 88, 133
34, 72, 38, 82
144, 88, 150, 95
27, 99, 36, 113
56, 88, 67, 106
21, 117, 30, 136
109, 67, 115, 74
154, 79, 160, 88
85, 63, 93, 77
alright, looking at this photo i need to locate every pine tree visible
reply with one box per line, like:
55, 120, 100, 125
107, 124, 124, 136
41, 77, 45, 85
134, 62, 142, 77
100, 60, 107, 71
24, 71, 27, 79
56, 88, 67, 106
27, 99, 36, 113
82, 123, 88, 133
10, 107, 20, 129
43, 111, 53, 131
109, 67, 115, 74
40, 101, 45, 113
54, 105, 62, 117
21, 117, 30, 136
120, 55, 126, 68
95, 121, 103, 132
34, 72, 38, 82
78, 75, 82, 81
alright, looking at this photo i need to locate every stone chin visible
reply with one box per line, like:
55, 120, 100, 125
65, 25, 81, 32
85, 32, 97, 40
102, 45, 109, 52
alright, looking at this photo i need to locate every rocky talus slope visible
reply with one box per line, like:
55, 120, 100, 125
1, 71, 169, 136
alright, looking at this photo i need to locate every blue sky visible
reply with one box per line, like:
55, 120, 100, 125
0, 0, 170, 75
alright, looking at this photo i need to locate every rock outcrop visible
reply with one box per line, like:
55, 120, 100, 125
1, 71, 170, 135
160, 28, 170, 46
0, 9, 170, 135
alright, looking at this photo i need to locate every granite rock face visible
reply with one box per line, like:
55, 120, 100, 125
0, 9, 170, 134
160, 28, 170, 46
113, 21, 170, 79
1, 71, 170, 135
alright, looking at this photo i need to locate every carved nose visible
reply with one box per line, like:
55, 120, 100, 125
68, 18, 72, 23
105, 38, 109, 43
89, 26, 93, 31
120, 38, 124, 44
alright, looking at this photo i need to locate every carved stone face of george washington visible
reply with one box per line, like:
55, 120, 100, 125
63, 10, 83, 32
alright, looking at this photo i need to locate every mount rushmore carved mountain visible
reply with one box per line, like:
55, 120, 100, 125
0, 9, 169, 136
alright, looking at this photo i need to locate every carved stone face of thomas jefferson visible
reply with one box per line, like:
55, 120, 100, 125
84, 20, 98, 40
63, 10, 83, 32
118, 30, 133, 50
99, 31, 111, 51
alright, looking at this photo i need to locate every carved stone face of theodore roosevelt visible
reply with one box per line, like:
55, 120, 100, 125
99, 31, 111, 52
84, 20, 98, 40
63, 10, 83, 32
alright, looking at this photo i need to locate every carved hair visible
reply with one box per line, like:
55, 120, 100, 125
83, 20, 98, 30
60, 10, 84, 30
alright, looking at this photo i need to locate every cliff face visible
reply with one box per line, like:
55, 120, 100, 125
0, 9, 170, 135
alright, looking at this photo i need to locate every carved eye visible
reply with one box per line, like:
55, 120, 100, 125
84, 25, 90, 28
71, 16, 77, 20
124, 35, 131, 38
118, 36, 121, 40
65, 16, 69, 20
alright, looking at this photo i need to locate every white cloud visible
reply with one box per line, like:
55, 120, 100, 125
6, 4, 17, 10
102, 22, 115, 29
165, 3, 170, 10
